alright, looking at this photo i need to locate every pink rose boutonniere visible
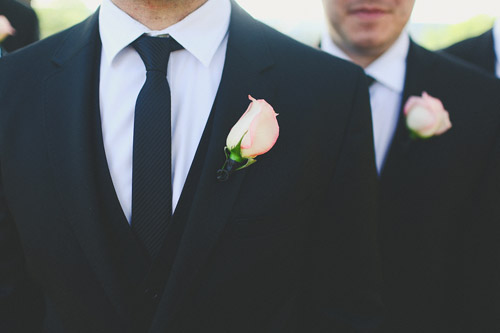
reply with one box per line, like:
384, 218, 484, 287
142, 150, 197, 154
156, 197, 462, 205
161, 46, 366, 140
0, 15, 15, 42
217, 95, 279, 181
404, 92, 452, 139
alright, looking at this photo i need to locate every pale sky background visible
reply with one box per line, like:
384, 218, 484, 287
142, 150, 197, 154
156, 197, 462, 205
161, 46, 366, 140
238, 0, 499, 25
34, 0, 500, 25
32, 0, 500, 46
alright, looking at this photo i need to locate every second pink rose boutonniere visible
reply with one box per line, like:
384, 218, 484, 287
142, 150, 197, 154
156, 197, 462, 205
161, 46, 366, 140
404, 92, 452, 139
217, 95, 279, 182
0, 15, 15, 42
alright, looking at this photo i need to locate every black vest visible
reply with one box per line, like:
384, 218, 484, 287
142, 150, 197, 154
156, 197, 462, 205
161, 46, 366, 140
89, 42, 217, 331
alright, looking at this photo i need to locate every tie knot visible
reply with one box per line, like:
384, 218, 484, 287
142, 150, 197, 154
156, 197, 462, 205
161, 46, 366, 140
132, 34, 184, 73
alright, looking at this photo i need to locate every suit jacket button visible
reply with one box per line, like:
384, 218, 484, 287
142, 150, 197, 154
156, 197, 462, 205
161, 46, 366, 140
144, 288, 159, 300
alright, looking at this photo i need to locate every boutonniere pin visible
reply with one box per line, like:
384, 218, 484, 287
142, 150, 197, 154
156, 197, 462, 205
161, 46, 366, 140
217, 95, 279, 182
404, 92, 452, 139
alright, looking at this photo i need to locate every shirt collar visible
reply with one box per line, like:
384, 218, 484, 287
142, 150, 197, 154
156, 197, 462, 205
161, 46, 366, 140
321, 31, 410, 93
493, 19, 500, 61
99, 0, 231, 67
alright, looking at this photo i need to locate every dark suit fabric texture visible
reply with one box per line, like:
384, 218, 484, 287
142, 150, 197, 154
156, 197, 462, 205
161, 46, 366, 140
0, 2, 382, 332
0, 0, 39, 53
379, 41, 500, 333
442, 29, 497, 76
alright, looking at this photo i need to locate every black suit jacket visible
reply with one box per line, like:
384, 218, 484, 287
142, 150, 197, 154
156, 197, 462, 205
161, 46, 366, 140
379, 41, 500, 332
0, 3, 382, 332
442, 29, 497, 75
0, 0, 39, 53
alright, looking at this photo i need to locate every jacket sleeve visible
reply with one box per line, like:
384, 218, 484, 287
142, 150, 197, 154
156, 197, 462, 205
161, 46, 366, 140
459, 124, 500, 332
0, 169, 44, 332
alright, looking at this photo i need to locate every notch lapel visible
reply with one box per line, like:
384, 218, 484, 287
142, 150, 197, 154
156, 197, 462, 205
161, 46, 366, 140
43, 12, 129, 318
149, 3, 276, 330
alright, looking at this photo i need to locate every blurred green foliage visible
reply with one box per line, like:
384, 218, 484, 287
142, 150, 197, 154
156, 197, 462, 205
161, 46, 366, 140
34, 0, 93, 39
33, 1, 495, 51
413, 15, 496, 50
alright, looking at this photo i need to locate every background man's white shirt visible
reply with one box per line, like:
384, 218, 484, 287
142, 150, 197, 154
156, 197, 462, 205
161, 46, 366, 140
321, 32, 410, 173
493, 19, 500, 77
99, 0, 231, 223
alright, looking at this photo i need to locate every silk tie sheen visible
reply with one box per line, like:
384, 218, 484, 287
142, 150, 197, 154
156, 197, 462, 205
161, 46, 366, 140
131, 34, 183, 259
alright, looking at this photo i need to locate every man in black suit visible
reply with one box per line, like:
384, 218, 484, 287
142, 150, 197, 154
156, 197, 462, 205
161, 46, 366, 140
443, 20, 499, 77
0, 0, 383, 331
321, 0, 500, 332
0, 0, 38, 53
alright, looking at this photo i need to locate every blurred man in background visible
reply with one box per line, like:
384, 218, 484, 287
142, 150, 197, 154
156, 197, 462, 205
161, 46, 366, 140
321, 0, 500, 331
443, 19, 499, 77
0, 0, 38, 52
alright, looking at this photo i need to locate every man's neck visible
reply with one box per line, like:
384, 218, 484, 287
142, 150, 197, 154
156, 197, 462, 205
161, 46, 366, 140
342, 50, 383, 69
326, 29, 396, 68
111, 0, 208, 30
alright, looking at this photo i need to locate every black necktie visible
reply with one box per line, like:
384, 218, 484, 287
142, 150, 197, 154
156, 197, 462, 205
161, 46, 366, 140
131, 34, 183, 259
366, 74, 376, 87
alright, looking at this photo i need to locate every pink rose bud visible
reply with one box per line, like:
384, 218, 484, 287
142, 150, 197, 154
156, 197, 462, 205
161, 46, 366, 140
0, 15, 15, 42
404, 92, 452, 139
226, 95, 279, 159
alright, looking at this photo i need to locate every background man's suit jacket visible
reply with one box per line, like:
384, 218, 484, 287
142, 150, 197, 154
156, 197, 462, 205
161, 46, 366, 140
379, 41, 500, 333
0, 0, 39, 53
0, 3, 382, 332
444, 29, 500, 332
443, 29, 497, 75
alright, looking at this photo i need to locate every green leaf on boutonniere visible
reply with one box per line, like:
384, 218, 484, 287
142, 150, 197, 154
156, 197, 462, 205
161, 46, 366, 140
236, 157, 256, 171
227, 132, 246, 163
408, 131, 419, 140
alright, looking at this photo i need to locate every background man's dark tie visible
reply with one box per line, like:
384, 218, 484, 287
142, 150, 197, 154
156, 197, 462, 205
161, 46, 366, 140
131, 34, 183, 259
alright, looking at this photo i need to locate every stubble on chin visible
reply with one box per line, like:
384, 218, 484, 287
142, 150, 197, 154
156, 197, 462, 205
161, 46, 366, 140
111, 0, 208, 30
116, 0, 202, 6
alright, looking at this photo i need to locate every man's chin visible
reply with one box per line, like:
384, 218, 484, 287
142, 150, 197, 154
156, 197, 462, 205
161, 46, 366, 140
351, 42, 385, 54
348, 34, 394, 55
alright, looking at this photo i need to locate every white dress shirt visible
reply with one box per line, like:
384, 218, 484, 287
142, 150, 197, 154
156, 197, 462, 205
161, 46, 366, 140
321, 32, 410, 173
99, 0, 231, 223
493, 19, 500, 77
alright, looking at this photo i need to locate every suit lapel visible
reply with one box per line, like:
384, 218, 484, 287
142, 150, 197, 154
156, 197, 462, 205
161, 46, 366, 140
381, 41, 436, 177
149, 2, 276, 330
43, 11, 129, 318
